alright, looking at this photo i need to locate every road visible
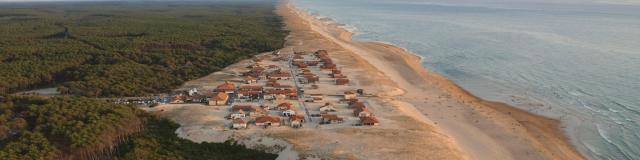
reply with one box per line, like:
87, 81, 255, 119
288, 54, 312, 122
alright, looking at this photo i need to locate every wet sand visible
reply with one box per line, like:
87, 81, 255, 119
278, 1, 585, 160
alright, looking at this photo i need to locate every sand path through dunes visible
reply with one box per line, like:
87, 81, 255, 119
282, 1, 585, 160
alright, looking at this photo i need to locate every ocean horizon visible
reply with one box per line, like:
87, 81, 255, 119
293, 0, 640, 159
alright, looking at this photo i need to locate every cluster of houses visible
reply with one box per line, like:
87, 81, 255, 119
228, 102, 306, 129
315, 50, 350, 85
162, 49, 379, 130
293, 50, 378, 126
348, 96, 380, 126
314, 90, 379, 126
223, 53, 307, 129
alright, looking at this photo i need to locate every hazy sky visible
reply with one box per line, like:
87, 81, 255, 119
2, 0, 637, 5
0, 0, 186, 1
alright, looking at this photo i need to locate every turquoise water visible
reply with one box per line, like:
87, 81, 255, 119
293, 0, 640, 159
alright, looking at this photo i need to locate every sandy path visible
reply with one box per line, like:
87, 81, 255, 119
279, 1, 585, 160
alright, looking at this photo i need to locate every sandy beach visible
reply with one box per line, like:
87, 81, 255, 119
143, 1, 585, 159
276, 1, 585, 159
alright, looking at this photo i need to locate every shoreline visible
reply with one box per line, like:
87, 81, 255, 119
281, 1, 585, 159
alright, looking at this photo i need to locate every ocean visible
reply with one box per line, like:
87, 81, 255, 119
292, 0, 640, 159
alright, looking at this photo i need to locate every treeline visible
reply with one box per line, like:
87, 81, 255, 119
0, 96, 278, 160
0, 96, 143, 159
0, 1, 288, 97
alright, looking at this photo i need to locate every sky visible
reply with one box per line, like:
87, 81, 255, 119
1, 0, 638, 6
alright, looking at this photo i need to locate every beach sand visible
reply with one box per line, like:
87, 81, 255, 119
277, 1, 585, 160
145, 1, 585, 159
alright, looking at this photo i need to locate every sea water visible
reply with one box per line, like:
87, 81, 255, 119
293, 0, 640, 159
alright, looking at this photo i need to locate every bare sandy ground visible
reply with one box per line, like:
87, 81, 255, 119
143, 1, 585, 159
278, 1, 585, 160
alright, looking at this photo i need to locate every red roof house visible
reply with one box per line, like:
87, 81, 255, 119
255, 116, 281, 126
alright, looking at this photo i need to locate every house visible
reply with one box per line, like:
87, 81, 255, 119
232, 105, 255, 112
354, 107, 372, 117
267, 70, 291, 80
334, 75, 348, 79
282, 109, 296, 117
335, 78, 349, 85
277, 102, 293, 111
309, 94, 323, 100
230, 110, 246, 119
290, 115, 305, 128
300, 75, 319, 84
238, 85, 263, 100
271, 85, 293, 90
237, 90, 261, 100
307, 94, 323, 102
360, 116, 379, 126
321, 63, 337, 70
208, 92, 229, 106
232, 118, 248, 129
267, 94, 287, 101
255, 116, 281, 127
321, 114, 343, 124
266, 80, 280, 87
239, 85, 263, 92
319, 103, 336, 112
215, 81, 236, 93
344, 91, 357, 100
243, 76, 258, 84
264, 89, 297, 100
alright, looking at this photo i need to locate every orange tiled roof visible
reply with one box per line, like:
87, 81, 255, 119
216, 81, 236, 90
210, 92, 228, 100
255, 116, 280, 123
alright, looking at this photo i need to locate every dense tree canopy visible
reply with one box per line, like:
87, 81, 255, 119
1, 1, 285, 159
0, 1, 287, 97
0, 96, 278, 160
0, 96, 142, 159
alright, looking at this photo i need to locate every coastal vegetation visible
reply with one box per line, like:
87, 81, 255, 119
0, 96, 277, 159
0, 96, 142, 159
0, 1, 287, 97
1, 1, 284, 159
115, 117, 277, 160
